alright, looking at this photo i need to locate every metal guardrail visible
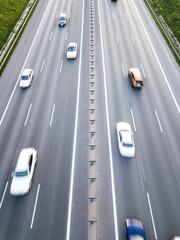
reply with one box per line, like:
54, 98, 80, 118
0, 0, 39, 71
144, 0, 180, 61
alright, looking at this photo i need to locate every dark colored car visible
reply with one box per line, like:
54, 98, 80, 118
125, 219, 146, 240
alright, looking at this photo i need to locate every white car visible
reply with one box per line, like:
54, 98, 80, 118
116, 122, 135, 157
19, 68, 34, 88
67, 42, 77, 59
58, 13, 67, 27
10, 148, 37, 196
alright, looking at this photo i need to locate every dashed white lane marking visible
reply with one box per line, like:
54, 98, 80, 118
122, 62, 125, 76
147, 192, 158, 239
155, 109, 163, 133
59, 60, 63, 73
140, 62, 146, 77
130, 108, 136, 132
0, 182, 8, 209
65, 32, 68, 41
30, 184, 40, 229
0, 0, 52, 126
40, 59, 45, 73
50, 30, 53, 40
24, 103, 32, 126
132, 0, 180, 114
116, 33, 119, 43
50, 104, 55, 127
131, 33, 135, 44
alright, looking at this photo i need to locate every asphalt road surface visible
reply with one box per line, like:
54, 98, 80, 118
0, 0, 180, 239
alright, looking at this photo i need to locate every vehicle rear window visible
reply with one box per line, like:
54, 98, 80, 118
15, 171, 28, 177
68, 47, 75, 51
136, 80, 142, 84
21, 75, 29, 80
123, 143, 133, 147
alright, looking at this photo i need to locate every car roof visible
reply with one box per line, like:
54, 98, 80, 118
117, 122, 131, 131
22, 69, 32, 76
130, 68, 143, 81
15, 148, 33, 172
126, 219, 145, 239
68, 42, 77, 47
121, 131, 132, 144
59, 13, 66, 17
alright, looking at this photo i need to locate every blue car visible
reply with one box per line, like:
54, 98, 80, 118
125, 219, 146, 240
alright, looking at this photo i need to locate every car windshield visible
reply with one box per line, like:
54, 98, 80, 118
136, 81, 142, 84
68, 47, 75, 51
21, 75, 29, 80
15, 171, 28, 177
60, 17, 65, 20
122, 142, 133, 147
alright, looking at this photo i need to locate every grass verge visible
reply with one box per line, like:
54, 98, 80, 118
143, 0, 180, 66
0, 0, 39, 76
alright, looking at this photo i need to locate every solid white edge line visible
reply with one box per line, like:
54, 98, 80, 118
24, 103, 32, 126
30, 184, 40, 229
132, 0, 180, 114
0, 0, 52, 126
155, 109, 163, 133
112, 13, 114, 21
0, 182, 8, 209
59, 59, 63, 73
65, 0, 84, 239
50, 104, 55, 127
97, 0, 119, 239
40, 59, 45, 73
147, 192, 158, 239
130, 108, 136, 132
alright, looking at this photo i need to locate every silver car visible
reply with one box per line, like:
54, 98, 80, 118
58, 13, 67, 27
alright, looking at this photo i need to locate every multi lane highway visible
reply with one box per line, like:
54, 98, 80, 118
0, 0, 180, 239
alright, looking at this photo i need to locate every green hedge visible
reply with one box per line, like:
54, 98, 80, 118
151, 0, 180, 42
0, 0, 29, 50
